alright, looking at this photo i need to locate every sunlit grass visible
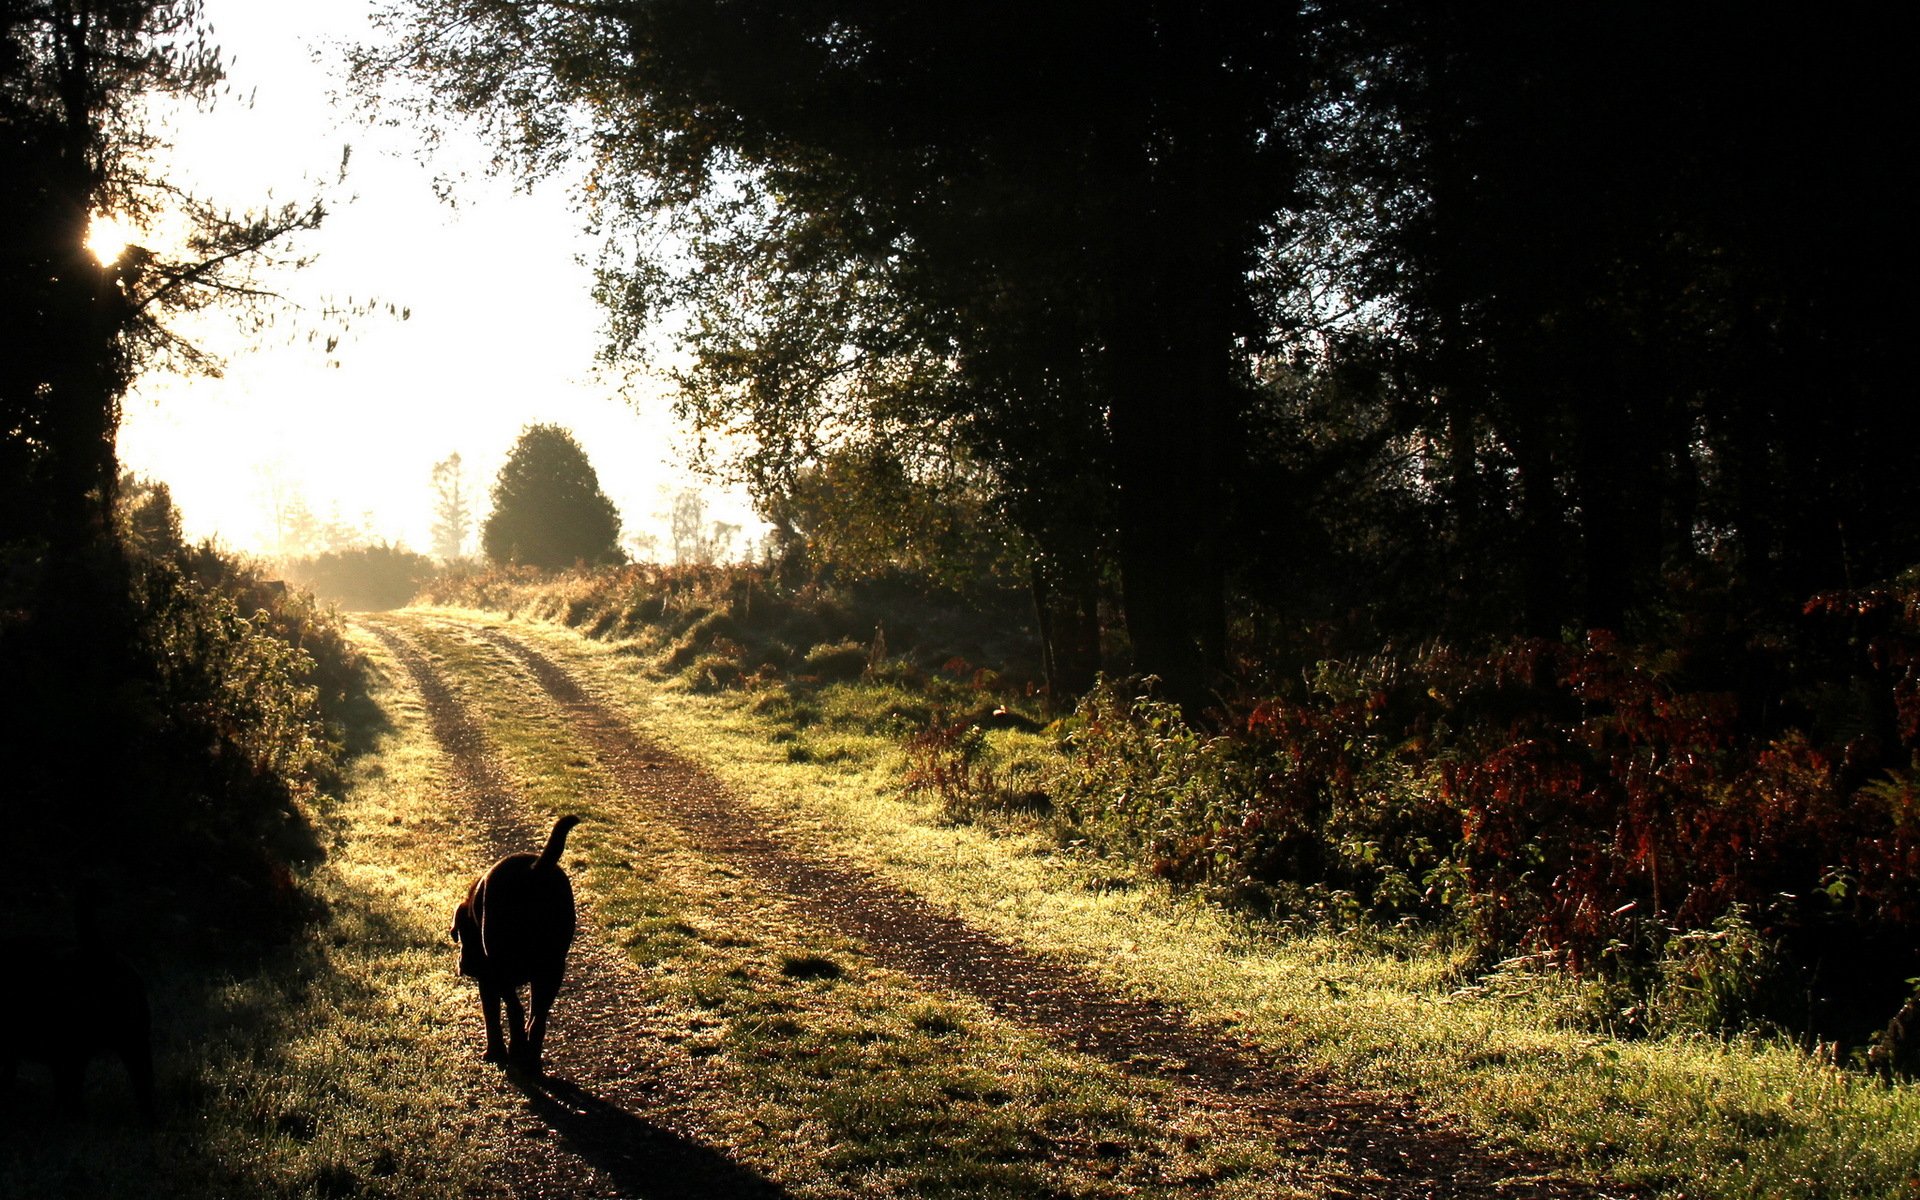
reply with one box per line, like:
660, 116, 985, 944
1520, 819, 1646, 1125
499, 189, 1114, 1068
402, 614, 1331, 1197
0, 630, 498, 1200
411, 604, 1920, 1200
177, 630, 505, 1198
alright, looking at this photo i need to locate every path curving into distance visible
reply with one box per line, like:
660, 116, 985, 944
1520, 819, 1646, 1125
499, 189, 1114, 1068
368, 614, 1640, 1200
365, 620, 789, 1200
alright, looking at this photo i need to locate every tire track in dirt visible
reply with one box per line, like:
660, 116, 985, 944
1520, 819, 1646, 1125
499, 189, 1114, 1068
364, 621, 790, 1200
467, 621, 1642, 1200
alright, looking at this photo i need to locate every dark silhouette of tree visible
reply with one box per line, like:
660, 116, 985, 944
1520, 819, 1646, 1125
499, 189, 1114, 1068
359, 1, 1911, 692
2, 0, 323, 563
482, 424, 622, 570
356, 0, 1311, 711
430, 451, 473, 563
1306, 4, 1913, 634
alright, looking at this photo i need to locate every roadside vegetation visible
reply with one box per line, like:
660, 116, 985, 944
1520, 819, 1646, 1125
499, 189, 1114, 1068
0, 477, 453, 1197
281, 543, 437, 612
413, 563, 1920, 1199
400, 616, 1319, 1197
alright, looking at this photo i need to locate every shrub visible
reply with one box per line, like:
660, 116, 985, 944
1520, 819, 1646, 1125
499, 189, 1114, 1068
281, 542, 435, 611
1045, 590, 1920, 1052
902, 720, 994, 823
1049, 674, 1455, 919
802, 639, 870, 682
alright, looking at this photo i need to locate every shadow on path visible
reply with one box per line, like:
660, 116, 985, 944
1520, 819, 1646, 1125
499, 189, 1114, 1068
509, 1071, 790, 1200
473, 622, 1641, 1200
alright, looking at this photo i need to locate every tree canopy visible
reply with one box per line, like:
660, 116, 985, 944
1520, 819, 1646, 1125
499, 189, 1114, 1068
3, 0, 323, 561
360, 2, 1913, 704
360, 0, 1309, 705
482, 424, 623, 570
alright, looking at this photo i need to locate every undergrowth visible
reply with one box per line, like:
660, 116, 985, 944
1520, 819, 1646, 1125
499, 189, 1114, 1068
418, 562, 1920, 1079
443, 610, 1920, 1200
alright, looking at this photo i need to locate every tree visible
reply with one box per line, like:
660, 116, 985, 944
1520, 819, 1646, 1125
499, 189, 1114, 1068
481, 424, 622, 570
1308, 4, 1913, 632
357, 0, 1311, 711
430, 451, 473, 563
2, 0, 323, 562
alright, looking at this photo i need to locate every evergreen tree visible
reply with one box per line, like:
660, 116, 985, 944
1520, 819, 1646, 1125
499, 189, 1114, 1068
430, 451, 473, 563
481, 425, 622, 570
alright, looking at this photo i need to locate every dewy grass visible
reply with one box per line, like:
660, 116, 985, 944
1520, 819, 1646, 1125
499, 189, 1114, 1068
0, 628, 499, 1200
180, 628, 508, 1199
413, 605, 1920, 1200
399, 614, 1332, 1198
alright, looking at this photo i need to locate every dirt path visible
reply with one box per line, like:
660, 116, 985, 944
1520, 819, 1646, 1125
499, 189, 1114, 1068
366, 621, 789, 1199
370, 615, 1637, 1199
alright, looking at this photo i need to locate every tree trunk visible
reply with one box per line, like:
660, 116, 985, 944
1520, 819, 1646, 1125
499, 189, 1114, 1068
1106, 272, 1232, 716
1030, 557, 1101, 711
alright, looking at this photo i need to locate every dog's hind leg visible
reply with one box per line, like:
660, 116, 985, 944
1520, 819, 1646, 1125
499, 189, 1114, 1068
478, 981, 509, 1062
525, 969, 562, 1070
502, 987, 530, 1062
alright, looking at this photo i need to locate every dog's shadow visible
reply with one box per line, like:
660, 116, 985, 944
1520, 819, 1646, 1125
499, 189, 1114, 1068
508, 1069, 789, 1198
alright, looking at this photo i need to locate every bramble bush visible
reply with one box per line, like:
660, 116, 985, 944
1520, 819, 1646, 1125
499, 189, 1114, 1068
116, 481, 361, 937
1047, 584, 1920, 1053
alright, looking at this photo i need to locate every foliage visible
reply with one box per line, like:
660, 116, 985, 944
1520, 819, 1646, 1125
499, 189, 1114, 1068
116, 486, 359, 931
2, 0, 324, 550
282, 542, 436, 611
2, 477, 361, 952
355, 0, 1321, 708
1046, 588, 1920, 1054
1297, 5, 1912, 630
768, 444, 1023, 591
1047, 676, 1447, 922
357, 4, 1911, 719
429, 451, 473, 563
480, 423, 623, 570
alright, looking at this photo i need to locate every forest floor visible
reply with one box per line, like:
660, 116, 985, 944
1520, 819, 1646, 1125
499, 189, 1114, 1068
351, 610, 1640, 1199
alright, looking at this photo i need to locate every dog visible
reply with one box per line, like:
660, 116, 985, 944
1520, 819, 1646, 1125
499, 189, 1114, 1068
452, 815, 580, 1071
0, 900, 156, 1122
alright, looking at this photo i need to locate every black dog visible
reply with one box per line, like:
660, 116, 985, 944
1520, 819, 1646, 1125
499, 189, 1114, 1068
452, 815, 580, 1070
0, 901, 155, 1121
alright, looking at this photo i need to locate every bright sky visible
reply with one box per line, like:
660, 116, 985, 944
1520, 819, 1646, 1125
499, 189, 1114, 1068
115, 0, 760, 561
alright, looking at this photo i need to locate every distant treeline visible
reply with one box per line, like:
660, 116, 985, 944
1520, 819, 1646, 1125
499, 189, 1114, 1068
281, 544, 436, 613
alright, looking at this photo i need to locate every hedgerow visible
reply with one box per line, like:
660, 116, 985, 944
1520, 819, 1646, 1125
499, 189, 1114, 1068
1045, 587, 1920, 1060
418, 555, 1920, 1063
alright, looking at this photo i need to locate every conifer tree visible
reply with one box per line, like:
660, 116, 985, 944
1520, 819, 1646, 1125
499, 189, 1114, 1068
481, 425, 622, 570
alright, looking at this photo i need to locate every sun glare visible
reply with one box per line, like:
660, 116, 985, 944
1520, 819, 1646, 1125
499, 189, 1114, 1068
86, 212, 138, 266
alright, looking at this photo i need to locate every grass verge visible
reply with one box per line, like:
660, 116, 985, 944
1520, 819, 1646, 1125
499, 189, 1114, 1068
3, 627, 502, 1200
412, 604, 1920, 1200
403, 614, 1336, 1198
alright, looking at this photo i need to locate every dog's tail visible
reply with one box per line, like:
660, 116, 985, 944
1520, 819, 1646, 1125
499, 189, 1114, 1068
537, 814, 581, 870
